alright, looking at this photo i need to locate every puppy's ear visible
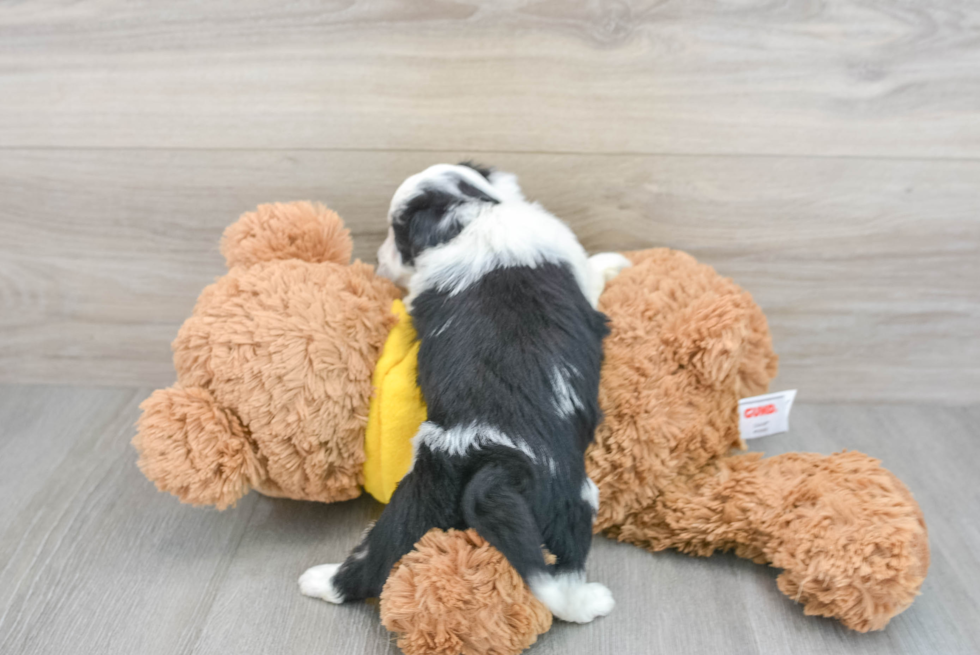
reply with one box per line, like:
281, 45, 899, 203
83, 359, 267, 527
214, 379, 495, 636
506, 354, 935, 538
457, 179, 499, 204
456, 162, 500, 203
486, 170, 524, 202
460, 161, 524, 203
457, 160, 493, 180
392, 190, 466, 265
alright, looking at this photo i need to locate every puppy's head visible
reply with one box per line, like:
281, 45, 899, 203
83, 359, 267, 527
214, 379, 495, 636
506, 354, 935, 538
376, 162, 523, 286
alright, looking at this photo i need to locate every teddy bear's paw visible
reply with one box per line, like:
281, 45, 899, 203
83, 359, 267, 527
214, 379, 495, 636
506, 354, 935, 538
299, 563, 344, 604
531, 572, 615, 623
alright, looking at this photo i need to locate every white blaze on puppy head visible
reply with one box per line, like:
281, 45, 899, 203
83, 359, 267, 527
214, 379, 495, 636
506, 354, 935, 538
376, 163, 504, 288
375, 162, 629, 309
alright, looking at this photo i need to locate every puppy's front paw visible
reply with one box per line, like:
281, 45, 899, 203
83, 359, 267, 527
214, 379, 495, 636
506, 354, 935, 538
299, 563, 344, 604
589, 252, 632, 283
586, 252, 633, 307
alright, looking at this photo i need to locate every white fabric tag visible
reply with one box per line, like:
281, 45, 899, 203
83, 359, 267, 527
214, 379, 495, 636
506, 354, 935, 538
738, 390, 797, 440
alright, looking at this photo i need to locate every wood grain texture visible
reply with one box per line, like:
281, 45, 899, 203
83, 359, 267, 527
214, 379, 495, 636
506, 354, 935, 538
1, 149, 977, 401
1, 1, 980, 156
0, 385, 261, 655
1, 384, 978, 654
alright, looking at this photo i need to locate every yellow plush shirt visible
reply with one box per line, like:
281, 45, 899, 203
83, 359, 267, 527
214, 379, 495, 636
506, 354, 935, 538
362, 299, 428, 503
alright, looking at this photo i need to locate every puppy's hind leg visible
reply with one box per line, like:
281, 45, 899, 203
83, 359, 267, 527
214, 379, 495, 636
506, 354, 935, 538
299, 470, 441, 603
462, 465, 613, 623
533, 477, 614, 623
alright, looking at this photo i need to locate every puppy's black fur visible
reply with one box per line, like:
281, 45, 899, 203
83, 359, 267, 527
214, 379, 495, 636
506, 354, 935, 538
330, 173, 608, 602
457, 160, 494, 180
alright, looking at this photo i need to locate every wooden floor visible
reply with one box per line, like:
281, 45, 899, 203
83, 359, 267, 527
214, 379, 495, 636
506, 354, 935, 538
0, 384, 977, 655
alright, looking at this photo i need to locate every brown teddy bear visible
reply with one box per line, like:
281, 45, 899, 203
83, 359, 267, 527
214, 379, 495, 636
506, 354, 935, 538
134, 202, 928, 655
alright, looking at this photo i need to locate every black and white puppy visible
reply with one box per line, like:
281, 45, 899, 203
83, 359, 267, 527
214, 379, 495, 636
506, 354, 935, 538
299, 163, 630, 623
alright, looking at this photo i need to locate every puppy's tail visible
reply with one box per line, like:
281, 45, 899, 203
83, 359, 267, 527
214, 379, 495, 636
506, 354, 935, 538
463, 462, 616, 623
462, 464, 550, 583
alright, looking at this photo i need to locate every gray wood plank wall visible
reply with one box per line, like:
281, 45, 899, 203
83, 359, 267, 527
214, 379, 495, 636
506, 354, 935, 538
1, 1, 978, 402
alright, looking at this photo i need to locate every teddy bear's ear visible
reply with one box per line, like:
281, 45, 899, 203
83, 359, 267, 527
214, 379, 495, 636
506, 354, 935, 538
220, 201, 353, 268
133, 385, 264, 509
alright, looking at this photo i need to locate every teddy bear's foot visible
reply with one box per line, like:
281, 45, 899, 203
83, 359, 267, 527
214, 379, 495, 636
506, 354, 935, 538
530, 572, 615, 623
299, 563, 344, 604
381, 529, 554, 655
769, 454, 930, 632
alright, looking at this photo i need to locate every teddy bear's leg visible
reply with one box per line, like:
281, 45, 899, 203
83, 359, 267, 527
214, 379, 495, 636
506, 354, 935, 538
299, 469, 449, 603
612, 451, 929, 631
586, 252, 632, 308
758, 453, 930, 632
380, 528, 555, 655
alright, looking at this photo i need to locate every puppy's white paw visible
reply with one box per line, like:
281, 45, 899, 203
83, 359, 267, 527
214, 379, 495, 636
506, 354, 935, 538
298, 563, 344, 604
586, 252, 632, 307
531, 573, 615, 624
589, 252, 632, 283
556, 582, 615, 623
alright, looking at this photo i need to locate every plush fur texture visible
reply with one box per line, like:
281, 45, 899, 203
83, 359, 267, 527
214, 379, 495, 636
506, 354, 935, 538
585, 248, 928, 632
380, 529, 553, 655
133, 202, 929, 653
134, 202, 400, 509
222, 200, 356, 268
